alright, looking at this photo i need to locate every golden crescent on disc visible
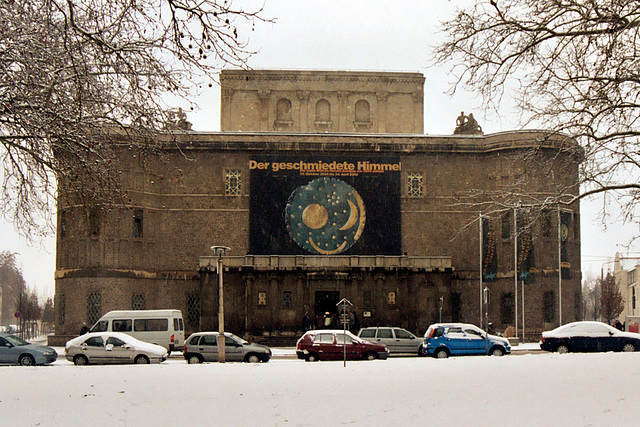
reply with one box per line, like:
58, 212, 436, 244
339, 200, 359, 231
353, 191, 366, 240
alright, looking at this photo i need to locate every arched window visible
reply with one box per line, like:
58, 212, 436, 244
355, 100, 370, 122
276, 98, 292, 122
354, 99, 372, 130
315, 99, 331, 122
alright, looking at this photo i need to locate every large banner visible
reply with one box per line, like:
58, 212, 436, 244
249, 155, 402, 255
482, 216, 497, 281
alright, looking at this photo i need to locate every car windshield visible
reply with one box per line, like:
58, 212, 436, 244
4, 335, 29, 346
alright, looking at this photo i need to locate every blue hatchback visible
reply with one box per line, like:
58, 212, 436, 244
423, 323, 511, 358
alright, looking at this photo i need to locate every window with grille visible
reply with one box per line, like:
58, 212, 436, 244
225, 169, 242, 196
500, 292, 514, 324
258, 291, 267, 306
86, 292, 102, 326
57, 294, 65, 326
131, 294, 145, 310
282, 291, 293, 308
387, 291, 396, 306
407, 172, 423, 197
133, 209, 144, 238
186, 294, 201, 330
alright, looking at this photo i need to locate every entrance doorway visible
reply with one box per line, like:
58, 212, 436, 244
315, 291, 340, 317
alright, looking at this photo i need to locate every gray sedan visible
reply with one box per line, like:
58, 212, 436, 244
357, 327, 424, 355
0, 333, 57, 365
184, 332, 271, 363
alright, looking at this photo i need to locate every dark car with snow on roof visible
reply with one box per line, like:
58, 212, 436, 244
541, 321, 640, 354
296, 329, 389, 361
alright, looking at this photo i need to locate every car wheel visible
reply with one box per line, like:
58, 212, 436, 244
74, 355, 89, 366
418, 345, 427, 357
306, 352, 319, 362
435, 349, 449, 359
134, 355, 150, 364
246, 354, 260, 363
622, 343, 636, 352
490, 347, 505, 357
364, 351, 377, 361
188, 355, 202, 364
556, 344, 569, 354
19, 354, 35, 366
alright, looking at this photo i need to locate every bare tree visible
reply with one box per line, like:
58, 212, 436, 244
1, 0, 269, 236
434, 1, 640, 223
0, 251, 26, 325
600, 272, 624, 324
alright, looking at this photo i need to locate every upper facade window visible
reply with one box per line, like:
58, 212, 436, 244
407, 172, 423, 197
275, 98, 293, 129
354, 99, 371, 130
225, 169, 242, 196
314, 99, 332, 130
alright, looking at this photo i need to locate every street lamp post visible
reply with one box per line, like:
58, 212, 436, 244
211, 246, 230, 363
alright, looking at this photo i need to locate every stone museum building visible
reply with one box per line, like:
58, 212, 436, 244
52, 69, 582, 343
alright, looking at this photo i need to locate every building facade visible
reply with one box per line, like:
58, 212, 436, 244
52, 70, 582, 343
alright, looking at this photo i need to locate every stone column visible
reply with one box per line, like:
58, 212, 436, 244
297, 90, 310, 132
376, 91, 388, 133
242, 274, 254, 336
413, 91, 424, 134
221, 89, 234, 131
337, 91, 348, 132
257, 90, 271, 132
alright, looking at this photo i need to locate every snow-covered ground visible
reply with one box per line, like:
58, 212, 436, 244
1, 346, 639, 426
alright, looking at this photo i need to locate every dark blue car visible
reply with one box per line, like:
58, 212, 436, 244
541, 321, 640, 353
423, 323, 511, 358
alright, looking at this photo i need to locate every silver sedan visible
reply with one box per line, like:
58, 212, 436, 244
65, 332, 168, 365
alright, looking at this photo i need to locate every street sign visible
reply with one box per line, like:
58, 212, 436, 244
14, 311, 21, 319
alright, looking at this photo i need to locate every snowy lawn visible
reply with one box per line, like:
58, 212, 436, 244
1, 352, 639, 426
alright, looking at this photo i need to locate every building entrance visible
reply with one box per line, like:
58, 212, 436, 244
315, 291, 340, 318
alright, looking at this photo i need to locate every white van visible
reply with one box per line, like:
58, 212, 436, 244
90, 310, 185, 353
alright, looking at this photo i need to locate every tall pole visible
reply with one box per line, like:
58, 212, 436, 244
514, 207, 518, 340
522, 280, 525, 343
479, 212, 483, 326
217, 254, 225, 363
557, 206, 563, 326
211, 246, 230, 363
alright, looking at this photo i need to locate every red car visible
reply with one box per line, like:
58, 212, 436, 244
296, 329, 389, 361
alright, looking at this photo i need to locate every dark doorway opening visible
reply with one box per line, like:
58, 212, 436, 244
315, 291, 340, 317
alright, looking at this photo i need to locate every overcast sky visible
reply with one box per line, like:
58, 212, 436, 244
3, 0, 639, 300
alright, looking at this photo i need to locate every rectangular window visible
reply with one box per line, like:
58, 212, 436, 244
543, 291, 555, 323
451, 292, 462, 323
225, 169, 242, 196
134, 318, 168, 332
133, 209, 144, 238
89, 207, 100, 236
86, 292, 102, 326
112, 319, 132, 332
542, 210, 553, 238
131, 294, 145, 310
186, 294, 201, 330
59, 210, 68, 238
633, 287, 637, 311
500, 292, 514, 325
363, 291, 372, 308
407, 172, 423, 197
387, 291, 396, 306
282, 291, 293, 308
258, 291, 267, 306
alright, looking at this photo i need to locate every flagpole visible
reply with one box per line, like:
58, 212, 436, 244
557, 206, 563, 326
479, 212, 483, 326
514, 207, 518, 340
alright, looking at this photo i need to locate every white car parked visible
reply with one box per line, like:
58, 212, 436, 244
65, 332, 168, 365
